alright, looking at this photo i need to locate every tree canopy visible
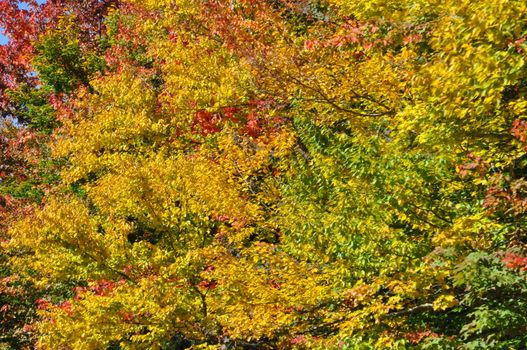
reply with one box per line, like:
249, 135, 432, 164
1, 0, 527, 349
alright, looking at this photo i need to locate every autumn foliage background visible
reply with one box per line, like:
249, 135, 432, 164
1, 0, 527, 349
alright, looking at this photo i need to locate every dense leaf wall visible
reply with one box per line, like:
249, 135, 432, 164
1, 0, 527, 348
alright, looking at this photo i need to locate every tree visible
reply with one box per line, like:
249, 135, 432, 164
0, 1, 116, 347
3, 0, 527, 349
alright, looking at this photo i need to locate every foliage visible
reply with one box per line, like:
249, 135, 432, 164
1, 0, 527, 349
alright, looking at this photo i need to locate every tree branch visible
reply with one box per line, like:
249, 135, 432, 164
384, 303, 434, 318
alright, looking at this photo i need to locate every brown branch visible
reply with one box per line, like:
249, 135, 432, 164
283, 72, 394, 117
384, 303, 434, 318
